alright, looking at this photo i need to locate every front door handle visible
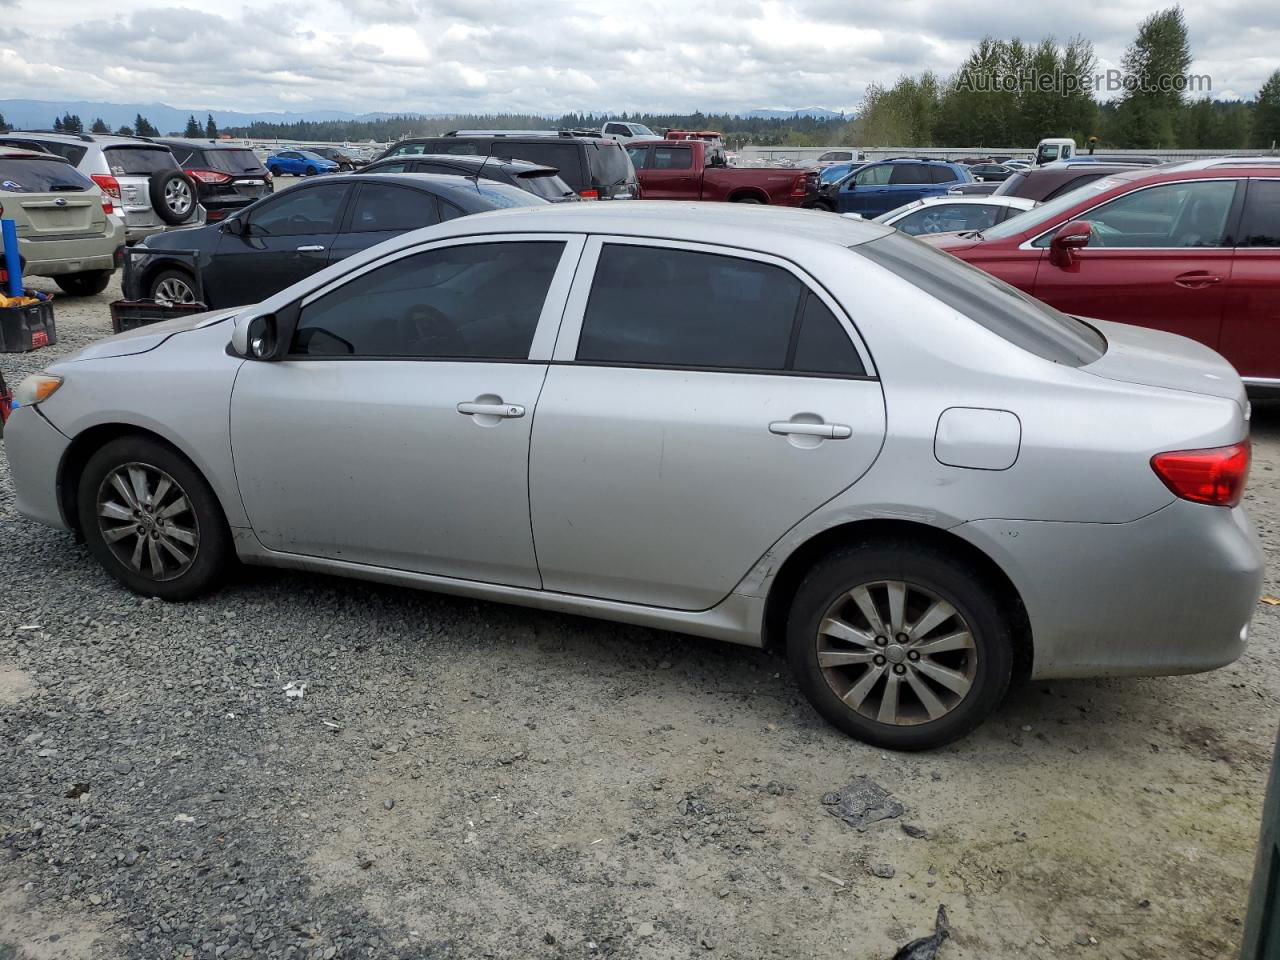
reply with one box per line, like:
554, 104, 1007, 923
296, 244, 325, 252
457, 401, 525, 418
1175, 271, 1222, 288
769, 421, 852, 440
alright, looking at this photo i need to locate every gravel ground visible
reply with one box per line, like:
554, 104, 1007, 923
2, 274, 1278, 960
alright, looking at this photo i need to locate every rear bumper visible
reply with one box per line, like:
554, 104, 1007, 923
955, 500, 1264, 679
3, 405, 71, 531
18, 216, 125, 277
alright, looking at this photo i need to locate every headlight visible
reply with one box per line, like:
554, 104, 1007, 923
14, 374, 63, 408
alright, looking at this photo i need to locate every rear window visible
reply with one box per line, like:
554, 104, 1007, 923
0, 157, 93, 192
470, 182, 549, 209
586, 142, 636, 187
856, 232, 1106, 366
201, 149, 266, 175
516, 170, 575, 201
487, 142, 582, 186
104, 146, 179, 176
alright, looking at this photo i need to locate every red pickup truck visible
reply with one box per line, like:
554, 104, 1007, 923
626, 140, 816, 206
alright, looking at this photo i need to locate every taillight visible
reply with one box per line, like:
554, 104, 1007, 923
187, 169, 232, 185
579, 189, 600, 199
91, 174, 119, 216
1151, 441, 1250, 507
792, 175, 812, 197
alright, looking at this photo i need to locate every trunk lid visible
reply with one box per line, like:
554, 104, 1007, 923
1081, 317, 1247, 410
17, 193, 99, 237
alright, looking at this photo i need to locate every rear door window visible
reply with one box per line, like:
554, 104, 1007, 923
854, 164, 893, 187
626, 145, 651, 170
1239, 179, 1280, 246
291, 241, 565, 359
930, 165, 960, 184
348, 183, 440, 233
889, 164, 929, 185
578, 245, 802, 371
651, 147, 692, 170
104, 147, 179, 176
0, 157, 93, 192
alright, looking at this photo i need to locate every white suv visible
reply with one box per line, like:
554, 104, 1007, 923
0, 131, 204, 243
0, 147, 125, 295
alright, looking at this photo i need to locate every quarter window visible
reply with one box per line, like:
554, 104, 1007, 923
791, 293, 865, 376
349, 183, 440, 233
1239, 180, 1280, 247
577, 245, 862, 375
291, 242, 564, 359
248, 183, 348, 237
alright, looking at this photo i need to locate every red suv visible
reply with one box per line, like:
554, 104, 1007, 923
923, 161, 1280, 389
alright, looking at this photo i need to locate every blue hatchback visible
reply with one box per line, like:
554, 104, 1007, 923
835, 159, 972, 217
265, 150, 339, 177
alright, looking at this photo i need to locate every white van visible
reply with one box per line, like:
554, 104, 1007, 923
1034, 138, 1076, 166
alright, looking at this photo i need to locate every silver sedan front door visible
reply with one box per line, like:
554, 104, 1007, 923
230, 235, 584, 587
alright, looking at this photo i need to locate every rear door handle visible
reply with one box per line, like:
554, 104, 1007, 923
296, 244, 325, 252
769, 421, 852, 440
1175, 271, 1222, 288
457, 401, 525, 418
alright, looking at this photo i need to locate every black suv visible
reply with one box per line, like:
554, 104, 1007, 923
361, 154, 577, 202
376, 132, 638, 200
153, 138, 274, 222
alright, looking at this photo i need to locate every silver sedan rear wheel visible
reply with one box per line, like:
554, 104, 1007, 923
815, 579, 978, 726
96, 462, 200, 582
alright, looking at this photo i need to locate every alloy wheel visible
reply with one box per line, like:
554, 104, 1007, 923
815, 579, 978, 726
165, 178, 194, 217
155, 277, 195, 303
96, 462, 201, 582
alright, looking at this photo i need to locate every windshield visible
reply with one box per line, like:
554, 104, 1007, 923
517, 170, 575, 200
991, 172, 1025, 196
1037, 144, 1060, 163
0, 156, 93, 192
981, 177, 1126, 240
856, 232, 1106, 366
820, 163, 854, 184
201, 149, 266, 175
629, 124, 657, 137
587, 141, 636, 187
104, 146, 180, 176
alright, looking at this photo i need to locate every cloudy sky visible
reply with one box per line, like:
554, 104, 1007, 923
0, 0, 1276, 115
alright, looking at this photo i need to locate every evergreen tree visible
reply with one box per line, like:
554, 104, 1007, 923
134, 114, 158, 137
115, 125, 134, 136
205, 114, 218, 139
91, 117, 110, 134
184, 115, 201, 137
62, 113, 83, 133
52, 116, 64, 132
1109, 7, 1191, 148
0, 112, 7, 131
1255, 69, 1280, 150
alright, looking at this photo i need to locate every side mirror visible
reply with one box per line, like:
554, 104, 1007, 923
231, 312, 278, 360
1049, 220, 1092, 267
222, 217, 245, 236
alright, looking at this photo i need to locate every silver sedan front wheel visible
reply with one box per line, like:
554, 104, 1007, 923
816, 580, 977, 726
96, 462, 200, 582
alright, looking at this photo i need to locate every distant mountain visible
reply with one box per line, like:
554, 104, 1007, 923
743, 108, 846, 119
0, 99, 418, 134
0, 99, 848, 134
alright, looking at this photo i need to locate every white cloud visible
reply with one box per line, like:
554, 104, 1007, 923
0, 0, 1274, 116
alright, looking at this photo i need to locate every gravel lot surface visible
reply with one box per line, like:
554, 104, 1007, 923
2, 273, 1278, 960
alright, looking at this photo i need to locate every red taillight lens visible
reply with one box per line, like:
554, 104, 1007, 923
1151, 441, 1250, 507
91, 174, 121, 200
579, 189, 599, 199
792, 177, 808, 197
187, 169, 232, 185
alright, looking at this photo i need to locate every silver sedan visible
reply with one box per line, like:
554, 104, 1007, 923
4, 203, 1263, 749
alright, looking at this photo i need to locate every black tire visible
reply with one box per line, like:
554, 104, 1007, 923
731, 196, 764, 204
148, 268, 199, 305
54, 270, 113, 296
812, 200, 835, 213
150, 171, 197, 225
267, 165, 281, 178
786, 540, 1013, 750
305, 165, 317, 176
78, 436, 230, 601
